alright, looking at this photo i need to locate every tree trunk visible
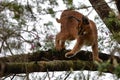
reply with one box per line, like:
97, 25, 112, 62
115, 0, 120, 13
89, 0, 120, 43
89, 0, 111, 20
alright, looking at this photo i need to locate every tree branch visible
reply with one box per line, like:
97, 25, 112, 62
0, 60, 115, 77
0, 49, 120, 77
0, 50, 120, 63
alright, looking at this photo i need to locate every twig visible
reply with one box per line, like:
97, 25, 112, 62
5, 41, 14, 56
10, 74, 16, 80
64, 71, 72, 80
47, 69, 51, 80
86, 8, 94, 16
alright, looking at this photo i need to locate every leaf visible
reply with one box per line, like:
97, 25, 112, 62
48, 8, 54, 14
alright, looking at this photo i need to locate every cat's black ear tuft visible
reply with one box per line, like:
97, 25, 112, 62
82, 16, 89, 25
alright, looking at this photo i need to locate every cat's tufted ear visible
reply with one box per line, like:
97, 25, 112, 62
82, 16, 89, 25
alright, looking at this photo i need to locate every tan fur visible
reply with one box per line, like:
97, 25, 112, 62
55, 10, 102, 62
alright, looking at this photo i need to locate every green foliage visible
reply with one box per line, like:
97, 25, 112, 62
96, 60, 120, 78
104, 11, 120, 43
63, 0, 73, 5
49, 0, 58, 6
112, 32, 120, 43
114, 65, 120, 78
105, 12, 120, 29
63, 0, 74, 9
95, 60, 111, 76
47, 8, 55, 17
1, 1, 24, 19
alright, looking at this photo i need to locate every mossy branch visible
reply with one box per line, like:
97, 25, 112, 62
0, 49, 120, 77
0, 60, 115, 77
0, 50, 120, 63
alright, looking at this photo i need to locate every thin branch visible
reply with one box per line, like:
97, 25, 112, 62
0, 41, 4, 53
86, 8, 94, 16
10, 74, 16, 80
38, 1, 115, 15
47, 69, 51, 80
5, 41, 14, 56
64, 71, 72, 80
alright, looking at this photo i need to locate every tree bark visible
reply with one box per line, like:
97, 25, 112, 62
0, 49, 120, 77
115, 0, 120, 13
89, 0, 111, 20
89, 0, 120, 43
0, 60, 116, 77
0, 50, 120, 63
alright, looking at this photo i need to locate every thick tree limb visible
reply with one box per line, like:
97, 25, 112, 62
0, 50, 120, 63
0, 50, 120, 77
0, 60, 116, 77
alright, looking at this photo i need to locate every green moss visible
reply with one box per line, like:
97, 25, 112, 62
104, 12, 120, 30
114, 65, 120, 78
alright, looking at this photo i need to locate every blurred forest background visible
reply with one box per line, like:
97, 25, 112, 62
0, 0, 120, 80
